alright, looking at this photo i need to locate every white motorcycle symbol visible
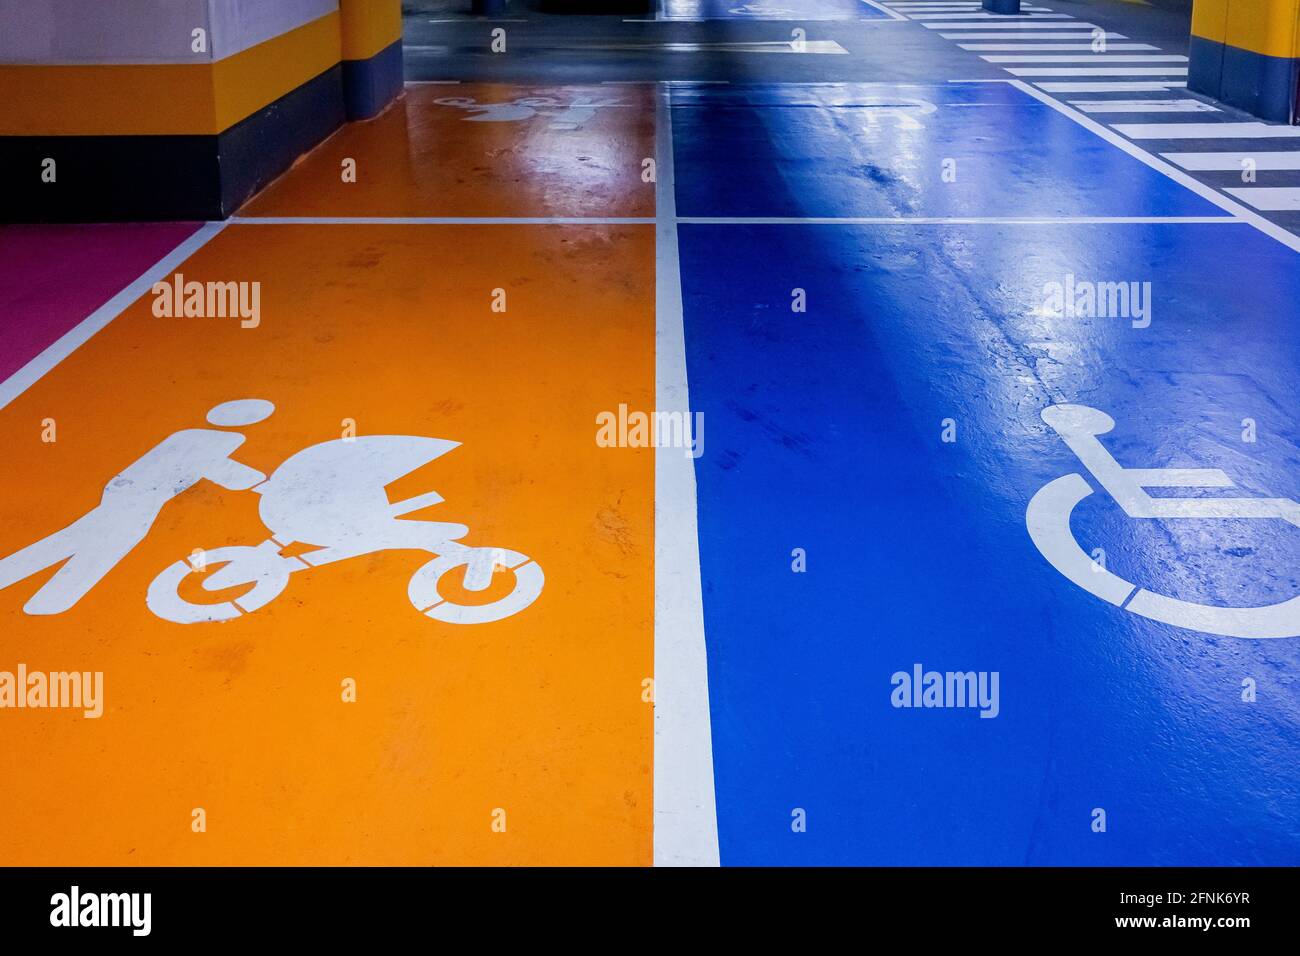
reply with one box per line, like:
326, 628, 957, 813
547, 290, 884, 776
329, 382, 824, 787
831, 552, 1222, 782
1027, 404, 1300, 639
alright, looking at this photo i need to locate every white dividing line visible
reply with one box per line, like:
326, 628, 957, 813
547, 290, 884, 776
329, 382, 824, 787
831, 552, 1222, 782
911, 11, 1069, 18
859, 0, 909, 20
1006, 67, 1190, 76
581, 40, 848, 54
1111, 121, 1300, 139
0, 222, 228, 412
653, 84, 720, 869
927, 20, 1105, 28
981, 54, 1186, 62
1035, 80, 1187, 92
1162, 151, 1300, 171
229, 216, 656, 225
1224, 187, 1300, 211
960, 42, 1158, 50
1004, 79, 1300, 254
1071, 99, 1219, 114
676, 216, 1238, 224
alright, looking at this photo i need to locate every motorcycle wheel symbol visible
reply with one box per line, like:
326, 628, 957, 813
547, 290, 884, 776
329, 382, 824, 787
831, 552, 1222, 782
1027, 404, 1300, 639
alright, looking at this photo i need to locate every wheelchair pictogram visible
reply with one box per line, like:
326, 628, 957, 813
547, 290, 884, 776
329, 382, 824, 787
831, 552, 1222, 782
1026, 404, 1300, 639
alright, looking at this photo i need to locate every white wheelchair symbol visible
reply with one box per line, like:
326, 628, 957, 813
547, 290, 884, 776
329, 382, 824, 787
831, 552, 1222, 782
0, 399, 544, 626
433, 95, 620, 130
1027, 404, 1300, 639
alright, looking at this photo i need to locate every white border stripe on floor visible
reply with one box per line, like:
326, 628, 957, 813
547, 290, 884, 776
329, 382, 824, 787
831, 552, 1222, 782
1004, 79, 1300, 255
653, 83, 720, 869
0, 221, 228, 412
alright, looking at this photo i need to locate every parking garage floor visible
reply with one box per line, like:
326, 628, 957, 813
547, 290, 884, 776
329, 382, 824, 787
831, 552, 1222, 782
1, 0, 1298, 867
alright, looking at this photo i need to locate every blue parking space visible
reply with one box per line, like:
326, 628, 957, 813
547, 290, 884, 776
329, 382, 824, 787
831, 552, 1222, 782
671, 83, 1231, 219
662, 0, 895, 20
680, 219, 1300, 864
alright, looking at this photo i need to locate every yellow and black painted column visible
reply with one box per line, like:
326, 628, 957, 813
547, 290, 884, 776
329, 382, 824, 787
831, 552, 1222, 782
0, 1, 404, 222
1189, 0, 1300, 123
340, 0, 404, 120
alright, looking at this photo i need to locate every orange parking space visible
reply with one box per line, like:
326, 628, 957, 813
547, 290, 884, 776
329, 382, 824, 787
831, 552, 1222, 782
0, 222, 655, 865
242, 83, 656, 218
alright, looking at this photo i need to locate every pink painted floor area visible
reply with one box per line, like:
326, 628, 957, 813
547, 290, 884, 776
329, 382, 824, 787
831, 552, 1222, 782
0, 222, 200, 384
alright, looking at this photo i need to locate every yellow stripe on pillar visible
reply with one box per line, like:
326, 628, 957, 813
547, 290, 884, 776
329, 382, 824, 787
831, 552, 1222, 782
1224, 0, 1300, 60
1190, 0, 1229, 45
0, 11, 342, 137
340, 0, 403, 63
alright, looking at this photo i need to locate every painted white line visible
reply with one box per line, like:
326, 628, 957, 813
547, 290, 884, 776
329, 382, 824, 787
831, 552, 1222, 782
1071, 99, 1219, 113
859, 0, 909, 20
1006, 67, 1190, 76
1224, 187, 1300, 211
581, 40, 849, 54
677, 216, 1239, 224
653, 84, 720, 869
1006, 79, 1300, 254
942, 31, 1128, 40
405, 80, 461, 85
960, 42, 1158, 50
1162, 151, 1300, 171
0, 222, 228, 412
1112, 121, 1300, 139
911, 12, 1071, 19
927, 20, 1104, 28
982, 54, 1186, 62
230, 216, 656, 225
1035, 80, 1187, 92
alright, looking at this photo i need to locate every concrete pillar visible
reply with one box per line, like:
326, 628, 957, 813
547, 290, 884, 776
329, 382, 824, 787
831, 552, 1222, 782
1189, 0, 1300, 124
339, 0, 404, 120
0, 1, 405, 221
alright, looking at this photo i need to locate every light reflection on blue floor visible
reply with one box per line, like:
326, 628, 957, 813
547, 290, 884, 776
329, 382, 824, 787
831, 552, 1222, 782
673, 83, 1300, 865
672, 83, 1231, 219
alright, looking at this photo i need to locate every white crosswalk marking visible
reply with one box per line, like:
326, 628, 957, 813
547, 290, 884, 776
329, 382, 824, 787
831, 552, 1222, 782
1007, 67, 1190, 76
982, 54, 1187, 62
909, 0, 1300, 229
1224, 188, 1300, 211
960, 43, 1158, 50
942, 32, 1129, 40
1162, 152, 1300, 171
926, 21, 1106, 29
1035, 81, 1187, 92
1113, 122, 1300, 140
1071, 99, 1219, 114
